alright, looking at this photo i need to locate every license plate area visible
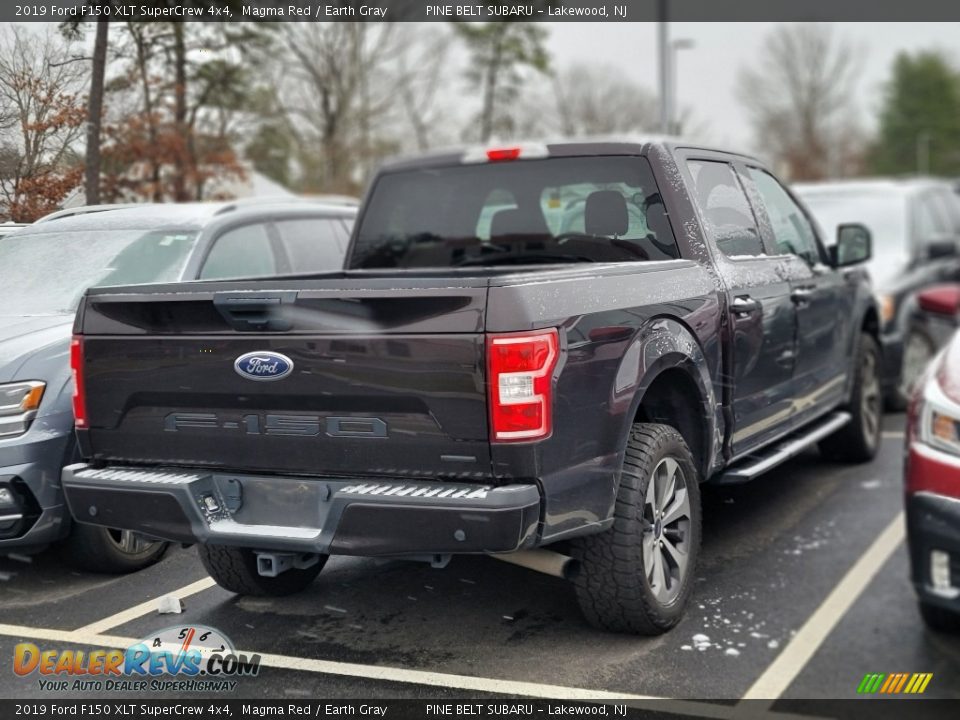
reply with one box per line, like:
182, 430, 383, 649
212, 474, 331, 530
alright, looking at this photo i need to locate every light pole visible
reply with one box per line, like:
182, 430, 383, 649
669, 38, 695, 136
658, 2, 669, 134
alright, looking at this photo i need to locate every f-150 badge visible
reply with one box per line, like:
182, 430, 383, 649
233, 351, 294, 381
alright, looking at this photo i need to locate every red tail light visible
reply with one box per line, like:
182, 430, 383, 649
487, 329, 559, 442
70, 336, 88, 429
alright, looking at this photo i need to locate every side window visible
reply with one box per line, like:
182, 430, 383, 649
687, 160, 764, 257
275, 218, 347, 273
915, 193, 950, 242
200, 223, 276, 280
747, 168, 821, 264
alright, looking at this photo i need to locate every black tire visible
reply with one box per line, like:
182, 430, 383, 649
197, 544, 326, 596
887, 327, 936, 412
62, 523, 169, 574
571, 423, 701, 635
819, 333, 882, 463
919, 601, 960, 634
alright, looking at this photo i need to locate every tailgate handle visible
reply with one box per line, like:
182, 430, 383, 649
213, 293, 296, 332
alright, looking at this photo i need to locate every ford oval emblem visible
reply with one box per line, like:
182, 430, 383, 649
234, 351, 294, 382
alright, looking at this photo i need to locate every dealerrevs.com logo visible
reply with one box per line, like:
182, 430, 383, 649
13, 625, 260, 693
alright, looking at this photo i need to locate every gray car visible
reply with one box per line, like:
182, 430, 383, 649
0, 200, 356, 571
795, 179, 960, 408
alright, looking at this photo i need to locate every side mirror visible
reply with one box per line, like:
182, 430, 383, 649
926, 238, 958, 260
831, 223, 872, 267
917, 284, 960, 316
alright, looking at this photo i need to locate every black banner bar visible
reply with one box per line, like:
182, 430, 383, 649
9, 0, 960, 23
2, 700, 960, 720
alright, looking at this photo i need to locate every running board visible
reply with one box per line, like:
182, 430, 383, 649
715, 412, 852, 485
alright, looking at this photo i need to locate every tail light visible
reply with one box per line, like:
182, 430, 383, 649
487, 329, 559, 442
70, 336, 88, 429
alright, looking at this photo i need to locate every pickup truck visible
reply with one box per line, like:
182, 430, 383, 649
62, 140, 880, 634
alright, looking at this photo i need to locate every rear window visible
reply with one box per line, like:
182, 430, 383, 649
350, 156, 678, 269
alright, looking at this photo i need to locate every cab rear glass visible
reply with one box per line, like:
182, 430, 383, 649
350, 156, 678, 269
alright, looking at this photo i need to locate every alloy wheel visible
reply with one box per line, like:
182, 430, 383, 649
642, 456, 692, 605
861, 348, 881, 444
106, 528, 157, 555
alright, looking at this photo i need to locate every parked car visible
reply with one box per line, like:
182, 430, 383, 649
905, 291, 960, 633
913, 284, 960, 351
62, 139, 878, 634
0, 200, 356, 572
795, 179, 960, 409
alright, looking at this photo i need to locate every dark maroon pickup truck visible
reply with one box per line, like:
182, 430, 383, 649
62, 140, 880, 634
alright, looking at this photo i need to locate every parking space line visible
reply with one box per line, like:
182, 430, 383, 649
0, 622, 817, 718
74, 577, 216, 635
740, 511, 905, 702
882, 431, 905, 438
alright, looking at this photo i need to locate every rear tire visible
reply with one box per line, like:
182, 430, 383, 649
919, 601, 960, 634
197, 544, 326, 596
819, 333, 882, 463
61, 523, 168, 574
571, 423, 701, 635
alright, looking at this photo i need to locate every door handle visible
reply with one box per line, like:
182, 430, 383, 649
213, 292, 297, 331
731, 296, 760, 315
791, 288, 814, 305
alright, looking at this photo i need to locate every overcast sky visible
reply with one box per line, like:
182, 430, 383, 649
547, 22, 960, 152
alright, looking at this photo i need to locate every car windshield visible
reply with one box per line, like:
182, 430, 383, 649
350, 156, 679, 269
799, 191, 908, 255
0, 228, 200, 316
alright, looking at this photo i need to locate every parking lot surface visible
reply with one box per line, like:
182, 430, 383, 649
1, 414, 957, 706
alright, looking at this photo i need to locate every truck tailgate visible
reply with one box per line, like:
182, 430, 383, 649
76, 277, 493, 480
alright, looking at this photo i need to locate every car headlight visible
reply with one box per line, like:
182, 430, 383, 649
0, 381, 46, 439
879, 294, 896, 326
919, 373, 960, 456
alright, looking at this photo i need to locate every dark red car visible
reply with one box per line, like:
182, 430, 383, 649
906, 286, 960, 632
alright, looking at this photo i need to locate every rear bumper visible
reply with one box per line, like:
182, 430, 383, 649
61, 464, 542, 556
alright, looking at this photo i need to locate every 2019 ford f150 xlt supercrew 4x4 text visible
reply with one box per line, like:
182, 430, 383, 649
61, 140, 879, 634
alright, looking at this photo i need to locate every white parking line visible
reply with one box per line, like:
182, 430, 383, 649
882, 431, 905, 439
75, 577, 216, 635
0, 622, 817, 719
740, 511, 905, 702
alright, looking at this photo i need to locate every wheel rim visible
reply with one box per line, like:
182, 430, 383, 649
861, 348, 881, 444
642, 456, 692, 605
899, 333, 933, 400
106, 528, 157, 556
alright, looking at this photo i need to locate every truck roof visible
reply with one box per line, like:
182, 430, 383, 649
378, 136, 760, 172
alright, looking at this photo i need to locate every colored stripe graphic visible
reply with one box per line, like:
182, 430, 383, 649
857, 672, 932, 694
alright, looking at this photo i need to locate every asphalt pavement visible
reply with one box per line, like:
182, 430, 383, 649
0, 413, 957, 710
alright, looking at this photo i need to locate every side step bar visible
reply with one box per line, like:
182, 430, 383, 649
715, 411, 852, 485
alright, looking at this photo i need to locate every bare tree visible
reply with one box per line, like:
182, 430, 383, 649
273, 23, 403, 192
394, 25, 452, 152
0, 25, 85, 221
553, 64, 659, 137
736, 23, 864, 180
85, 17, 109, 205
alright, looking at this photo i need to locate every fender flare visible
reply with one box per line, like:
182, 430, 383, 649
613, 317, 720, 477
